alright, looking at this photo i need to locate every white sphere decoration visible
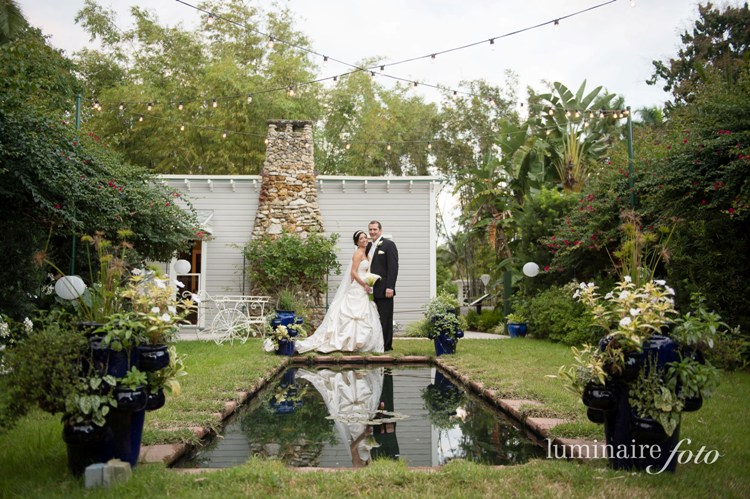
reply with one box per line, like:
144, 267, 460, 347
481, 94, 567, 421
54, 275, 87, 300
522, 262, 540, 278
174, 259, 192, 275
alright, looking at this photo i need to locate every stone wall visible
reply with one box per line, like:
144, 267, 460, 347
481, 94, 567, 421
252, 120, 324, 239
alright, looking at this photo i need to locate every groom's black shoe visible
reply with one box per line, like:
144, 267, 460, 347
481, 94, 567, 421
385, 347, 393, 351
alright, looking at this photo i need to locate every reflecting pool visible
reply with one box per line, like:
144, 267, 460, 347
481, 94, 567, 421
174, 366, 544, 469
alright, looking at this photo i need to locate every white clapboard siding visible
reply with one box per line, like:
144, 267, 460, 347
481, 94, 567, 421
161, 175, 439, 329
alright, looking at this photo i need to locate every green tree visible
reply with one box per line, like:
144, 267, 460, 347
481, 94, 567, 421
0, 0, 27, 45
315, 68, 439, 175
648, 2, 750, 109
75, 0, 323, 174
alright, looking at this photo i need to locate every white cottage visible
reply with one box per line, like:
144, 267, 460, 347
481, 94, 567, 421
161, 174, 440, 331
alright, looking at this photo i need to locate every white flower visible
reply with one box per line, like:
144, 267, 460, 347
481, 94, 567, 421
151, 306, 161, 314
587, 282, 595, 288
618, 290, 630, 300
665, 286, 675, 295
619, 317, 632, 327
624, 275, 632, 283
174, 280, 185, 289
578, 282, 588, 290
573, 290, 581, 299
160, 313, 172, 323
191, 293, 201, 303
131, 268, 143, 276
604, 292, 614, 300
630, 308, 641, 316
154, 278, 166, 289
654, 279, 666, 286
23, 318, 33, 333
168, 305, 177, 314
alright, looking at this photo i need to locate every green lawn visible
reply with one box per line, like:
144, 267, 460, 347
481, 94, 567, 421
1, 338, 748, 498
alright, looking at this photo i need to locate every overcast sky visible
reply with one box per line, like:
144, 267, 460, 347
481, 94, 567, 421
17, 0, 731, 113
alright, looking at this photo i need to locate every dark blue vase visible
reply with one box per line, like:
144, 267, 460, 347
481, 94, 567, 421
434, 334, 457, 355
87, 335, 136, 378
272, 311, 303, 327
107, 408, 147, 468
507, 323, 527, 338
62, 420, 114, 476
582, 383, 616, 411
276, 339, 295, 356
138, 345, 170, 372
145, 388, 166, 411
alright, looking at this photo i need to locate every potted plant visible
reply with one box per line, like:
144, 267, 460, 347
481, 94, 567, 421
264, 323, 307, 356
558, 277, 724, 472
424, 293, 465, 355
61, 373, 118, 476
145, 346, 187, 411
505, 312, 528, 338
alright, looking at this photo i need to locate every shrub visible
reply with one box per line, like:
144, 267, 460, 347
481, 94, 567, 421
526, 284, 599, 345
476, 308, 504, 332
404, 318, 430, 338
464, 310, 480, 331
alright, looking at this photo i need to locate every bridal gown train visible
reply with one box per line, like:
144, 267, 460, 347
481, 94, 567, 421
295, 259, 384, 354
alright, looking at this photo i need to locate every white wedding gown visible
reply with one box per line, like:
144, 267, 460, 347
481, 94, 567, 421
297, 368, 384, 466
296, 259, 384, 354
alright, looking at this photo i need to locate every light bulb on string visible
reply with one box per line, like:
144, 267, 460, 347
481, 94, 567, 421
247, 94, 253, 104
554, 19, 560, 30
207, 13, 215, 25
584, 120, 589, 128
180, 124, 185, 131
413, 81, 419, 88
264, 138, 269, 145
575, 110, 581, 118
545, 129, 551, 136
427, 142, 432, 150
565, 109, 571, 117
138, 115, 144, 122
212, 98, 218, 108
452, 90, 458, 100
345, 142, 351, 150
387, 143, 391, 151
332, 75, 338, 84
599, 110, 605, 118
118, 102, 124, 111
588, 111, 594, 119
489, 99, 497, 108
323, 56, 329, 66
489, 38, 496, 51
430, 54, 436, 63
288, 85, 295, 97
147, 102, 153, 111
178, 101, 184, 111
380, 65, 385, 73
222, 132, 227, 139
370, 71, 375, 79
267, 37, 274, 49
548, 108, 554, 116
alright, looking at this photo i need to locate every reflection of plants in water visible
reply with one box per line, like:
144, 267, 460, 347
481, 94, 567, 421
454, 398, 543, 465
239, 378, 337, 463
421, 373, 467, 429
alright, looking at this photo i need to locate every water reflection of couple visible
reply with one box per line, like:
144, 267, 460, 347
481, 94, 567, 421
295, 221, 398, 354
298, 368, 400, 467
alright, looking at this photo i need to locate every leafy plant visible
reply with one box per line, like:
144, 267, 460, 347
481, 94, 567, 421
525, 284, 597, 345
265, 324, 308, 352
665, 356, 720, 401
628, 358, 683, 437
275, 289, 298, 311
505, 312, 527, 324
146, 346, 188, 396
424, 293, 465, 340
119, 366, 147, 391
244, 231, 341, 306
63, 374, 117, 427
555, 344, 607, 395
670, 293, 727, 351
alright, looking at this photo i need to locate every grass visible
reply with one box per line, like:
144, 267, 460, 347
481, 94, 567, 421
1, 338, 748, 498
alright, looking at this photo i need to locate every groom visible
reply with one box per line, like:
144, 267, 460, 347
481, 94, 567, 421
367, 220, 398, 351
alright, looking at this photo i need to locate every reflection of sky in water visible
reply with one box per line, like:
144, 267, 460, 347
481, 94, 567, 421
174, 366, 544, 469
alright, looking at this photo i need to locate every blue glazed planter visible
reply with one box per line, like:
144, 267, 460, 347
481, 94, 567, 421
507, 322, 527, 338
62, 421, 114, 476
138, 344, 170, 372
272, 311, 304, 328
276, 339, 295, 356
434, 334, 457, 356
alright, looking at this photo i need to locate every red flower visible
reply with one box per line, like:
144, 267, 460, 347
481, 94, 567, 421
54, 203, 61, 209
700, 199, 708, 205
728, 207, 736, 214
544, 266, 550, 272
683, 139, 688, 144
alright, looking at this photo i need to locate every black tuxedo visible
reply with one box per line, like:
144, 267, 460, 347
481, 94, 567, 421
366, 237, 398, 350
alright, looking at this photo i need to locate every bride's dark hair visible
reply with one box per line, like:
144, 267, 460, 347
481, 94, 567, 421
352, 230, 366, 246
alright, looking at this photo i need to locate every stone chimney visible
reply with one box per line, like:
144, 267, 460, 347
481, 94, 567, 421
252, 120, 324, 239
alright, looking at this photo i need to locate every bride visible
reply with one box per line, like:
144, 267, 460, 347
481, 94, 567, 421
295, 230, 384, 354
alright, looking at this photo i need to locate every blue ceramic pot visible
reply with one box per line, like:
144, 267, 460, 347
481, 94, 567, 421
507, 322, 527, 338
138, 344, 170, 372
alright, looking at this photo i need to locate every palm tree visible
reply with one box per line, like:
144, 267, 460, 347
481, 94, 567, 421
0, 0, 28, 45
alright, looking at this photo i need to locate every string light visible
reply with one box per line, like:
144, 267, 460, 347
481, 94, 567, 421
287, 85, 295, 97
554, 19, 560, 30
565, 109, 571, 117
430, 54, 436, 62
247, 94, 253, 104
178, 101, 184, 110
452, 90, 458, 100
489, 99, 497, 107
180, 124, 185, 131
345, 142, 351, 150
222, 131, 227, 139
267, 37, 274, 49
264, 138, 269, 145
332, 75, 338, 83
323, 56, 329, 66
370, 71, 376, 79
548, 108, 554, 116
118, 102, 124, 111
138, 115, 144, 122
489, 38, 495, 51
380, 65, 385, 73
147, 102, 153, 111
207, 13, 214, 25
413, 81, 419, 88
212, 98, 218, 108
387, 143, 391, 151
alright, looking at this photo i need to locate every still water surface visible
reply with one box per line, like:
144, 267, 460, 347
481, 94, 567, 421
175, 366, 543, 468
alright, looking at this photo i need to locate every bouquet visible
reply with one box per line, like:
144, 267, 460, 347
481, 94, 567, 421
364, 273, 381, 301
